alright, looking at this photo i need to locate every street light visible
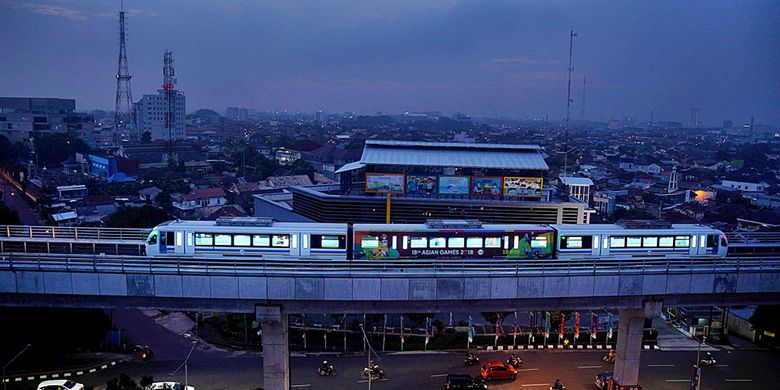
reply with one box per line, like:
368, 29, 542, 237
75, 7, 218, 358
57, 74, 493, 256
170, 341, 197, 389
3, 343, 31, 390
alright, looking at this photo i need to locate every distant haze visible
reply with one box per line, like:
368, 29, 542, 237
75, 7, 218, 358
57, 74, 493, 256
1, 0, 778, 126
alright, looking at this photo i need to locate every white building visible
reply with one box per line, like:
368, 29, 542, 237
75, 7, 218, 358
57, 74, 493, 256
720, 180, 769, 193
226, 106, 248, 122
560, 176, 594, 204
134, 91, 186, 141
172, 187, 226, 211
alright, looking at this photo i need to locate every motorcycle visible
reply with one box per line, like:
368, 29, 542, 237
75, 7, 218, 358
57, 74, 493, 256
135, 345, 153, 361
603, 354, 615, 363
506, 355, 523, 368
465, 352, 480, 366
699, 357, 717, 366
362, 366, 385, 380
317, 365, 336, 376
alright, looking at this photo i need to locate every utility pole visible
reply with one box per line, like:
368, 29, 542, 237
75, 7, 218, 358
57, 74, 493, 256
3, 344, 31, 390
563, 28, 577, 177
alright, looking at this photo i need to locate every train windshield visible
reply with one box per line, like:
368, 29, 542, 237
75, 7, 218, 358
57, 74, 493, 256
147, 230, 159, 245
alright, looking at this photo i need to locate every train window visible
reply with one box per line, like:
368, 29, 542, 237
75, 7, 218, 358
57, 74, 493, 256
626, 237, 642, 248
466, 237, 482, 248
504, 236, 510, 250
643, 237, 658, 247
214, 234, 232, 246
403, 236, 409, 249
720, 235, 728, 247
410, 237, 428, 248
531, 237, 547, 248
485, 237, 501, 248
320, 235, 342, 249
194, 233, 213, 246
253, 235, 270, 247
659, 237, 674, 247
675, 236, 690, 248
430, 237, 446, 248
272, 234, 290, 248
148, 231, 158, 245
514, 236, 520, 249
563, 236, 583, 249
361, 236, 380, 249
610, 237, 626, 248
234, 234, 251, 246
176, 232, 183, 246
166, 232, 175, 246
448, 237, 465, 248
706, 235, 716, 247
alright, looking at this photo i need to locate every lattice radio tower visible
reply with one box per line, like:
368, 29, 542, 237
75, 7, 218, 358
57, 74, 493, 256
562, 28, 577, 177
114, 1, 135, 143
162, 50, 177, 156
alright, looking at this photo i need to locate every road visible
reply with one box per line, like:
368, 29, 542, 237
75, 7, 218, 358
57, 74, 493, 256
6, 345, 779, 389
0, 178, 42, 225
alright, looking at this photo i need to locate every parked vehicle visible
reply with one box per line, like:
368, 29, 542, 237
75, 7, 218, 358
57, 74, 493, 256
595, 371, 614, 390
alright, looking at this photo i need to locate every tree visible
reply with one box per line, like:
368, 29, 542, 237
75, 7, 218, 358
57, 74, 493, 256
290, 159, 314, 178
481, 312, 513, 325
608, 207, 655, 223
750, 305, 780, 339
0, 201, 20, 224
0, 134, 18, 168
106, 205, 171, 228
34, 133, 91, 167
155, 190, 173, 212
106, 373, 141, 390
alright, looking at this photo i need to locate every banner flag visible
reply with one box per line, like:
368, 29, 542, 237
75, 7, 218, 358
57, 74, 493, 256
468, 316, 474, 343
575, 312, 581, 337
544, 312, 551, 338
607, 314, 613, 339
560, 313, 565, 336
591, 312, 598, 339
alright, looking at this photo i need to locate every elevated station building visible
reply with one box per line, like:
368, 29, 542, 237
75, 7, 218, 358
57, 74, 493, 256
285, 140, 591, 224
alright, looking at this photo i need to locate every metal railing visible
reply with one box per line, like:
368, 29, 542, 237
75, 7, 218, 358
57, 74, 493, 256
2, 253, 780, 278
0, 225, 149, 243
725, 231, 780, 246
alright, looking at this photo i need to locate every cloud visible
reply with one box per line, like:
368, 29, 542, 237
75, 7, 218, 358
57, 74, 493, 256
492, 57, 560, 66
14, 2, 87, 21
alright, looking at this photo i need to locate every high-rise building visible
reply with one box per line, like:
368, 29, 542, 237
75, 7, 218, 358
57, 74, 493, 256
226, 106, 248, 122
134, 52, 186, 142
0, 97, 99, 146
134, 92, 186, 141
689, 108, 701, 128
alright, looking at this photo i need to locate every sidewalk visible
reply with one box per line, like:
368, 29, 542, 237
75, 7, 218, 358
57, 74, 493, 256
654, 317, 718, 352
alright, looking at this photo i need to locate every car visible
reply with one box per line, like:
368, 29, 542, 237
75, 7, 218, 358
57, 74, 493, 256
595, 371, 614, 390
146, 382, 195, 390
37, 380, 85, 390
443, 373, 488, 389
480, 361, 517, 381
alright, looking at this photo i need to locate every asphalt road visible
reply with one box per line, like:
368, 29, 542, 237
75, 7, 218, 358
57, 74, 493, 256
0, 178, 42, 225
6, 346, 779, 389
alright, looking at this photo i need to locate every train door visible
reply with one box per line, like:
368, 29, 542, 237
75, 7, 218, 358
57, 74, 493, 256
159, 231, 174, 254
688, 234, 698, 256
300, 233, 311, 257
698, 234, 707, 256
600, 235, 610, 256
174, 231, 185, 254
592, 234, 601, 256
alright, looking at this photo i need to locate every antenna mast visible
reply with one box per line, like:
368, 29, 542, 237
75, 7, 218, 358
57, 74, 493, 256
580, 75, 586, 121
563, 28, 577, 177
162, 50, 177, 156
114, 0, 135, 144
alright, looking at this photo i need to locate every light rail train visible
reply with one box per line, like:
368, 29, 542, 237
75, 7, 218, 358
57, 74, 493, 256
145, 217, 728, 260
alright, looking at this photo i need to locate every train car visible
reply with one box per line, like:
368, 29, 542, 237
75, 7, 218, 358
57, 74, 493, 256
352, 219, 555, 260
145, 217, 348, 260
553, 221, 728, 259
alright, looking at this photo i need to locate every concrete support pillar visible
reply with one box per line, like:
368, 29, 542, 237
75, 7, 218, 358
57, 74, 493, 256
257, 306, 289, 390
613, 301, 662, 387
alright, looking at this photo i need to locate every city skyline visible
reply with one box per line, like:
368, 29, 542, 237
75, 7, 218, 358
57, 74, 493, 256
0, 0, 778, 126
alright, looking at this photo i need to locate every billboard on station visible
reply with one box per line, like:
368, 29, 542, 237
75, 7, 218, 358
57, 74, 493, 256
365, 173, 405, 193
471, 176, 503, 197
438, 175, 470, 195
406, 174, 437, 195
503, 177, 544, 198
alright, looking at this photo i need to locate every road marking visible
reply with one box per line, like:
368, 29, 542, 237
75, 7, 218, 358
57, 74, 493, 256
716, 364, 729, 367
291, 385, 312, 388
521, 384, 551, 387
648, 364, 675, 367
518, 368, 540, 372
430, 374, 448, 378
665, 379, 690, 382
725, 379, 752, 382
578, 365, 603, 369
357, 379, 389, 383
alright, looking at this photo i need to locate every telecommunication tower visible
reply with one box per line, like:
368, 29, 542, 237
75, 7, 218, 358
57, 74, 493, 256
162, 50, 177, 155
114, 1, 135, 143
562, 28, 577, 177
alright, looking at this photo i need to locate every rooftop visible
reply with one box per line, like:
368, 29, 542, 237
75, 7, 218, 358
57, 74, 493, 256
359, 140, 548, 170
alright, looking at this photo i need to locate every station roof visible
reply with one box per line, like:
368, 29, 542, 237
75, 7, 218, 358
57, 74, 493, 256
560, 176, 595, 186
359, 140, 549, 170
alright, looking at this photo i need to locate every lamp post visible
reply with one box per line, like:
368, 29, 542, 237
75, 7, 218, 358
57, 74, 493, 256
3, 344, 31, 390
170, 341, 197, 389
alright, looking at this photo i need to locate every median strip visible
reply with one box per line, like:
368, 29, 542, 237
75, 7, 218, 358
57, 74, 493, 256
430, 374, 448, 378
725, 379, 752, 382
648, 364, 675, 367
290, 384, 311, 388
665, 379, 690, 382
578, 365, 603, 369
521, 384, 551, 387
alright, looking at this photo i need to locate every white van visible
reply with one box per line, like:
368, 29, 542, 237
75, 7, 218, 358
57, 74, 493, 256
36, 380, 85, 390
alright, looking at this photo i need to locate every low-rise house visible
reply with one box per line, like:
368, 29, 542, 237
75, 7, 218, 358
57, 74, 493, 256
173, 187, 227, 212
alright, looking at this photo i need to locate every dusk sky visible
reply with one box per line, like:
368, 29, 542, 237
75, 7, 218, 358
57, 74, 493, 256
1, 0, 778, 125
